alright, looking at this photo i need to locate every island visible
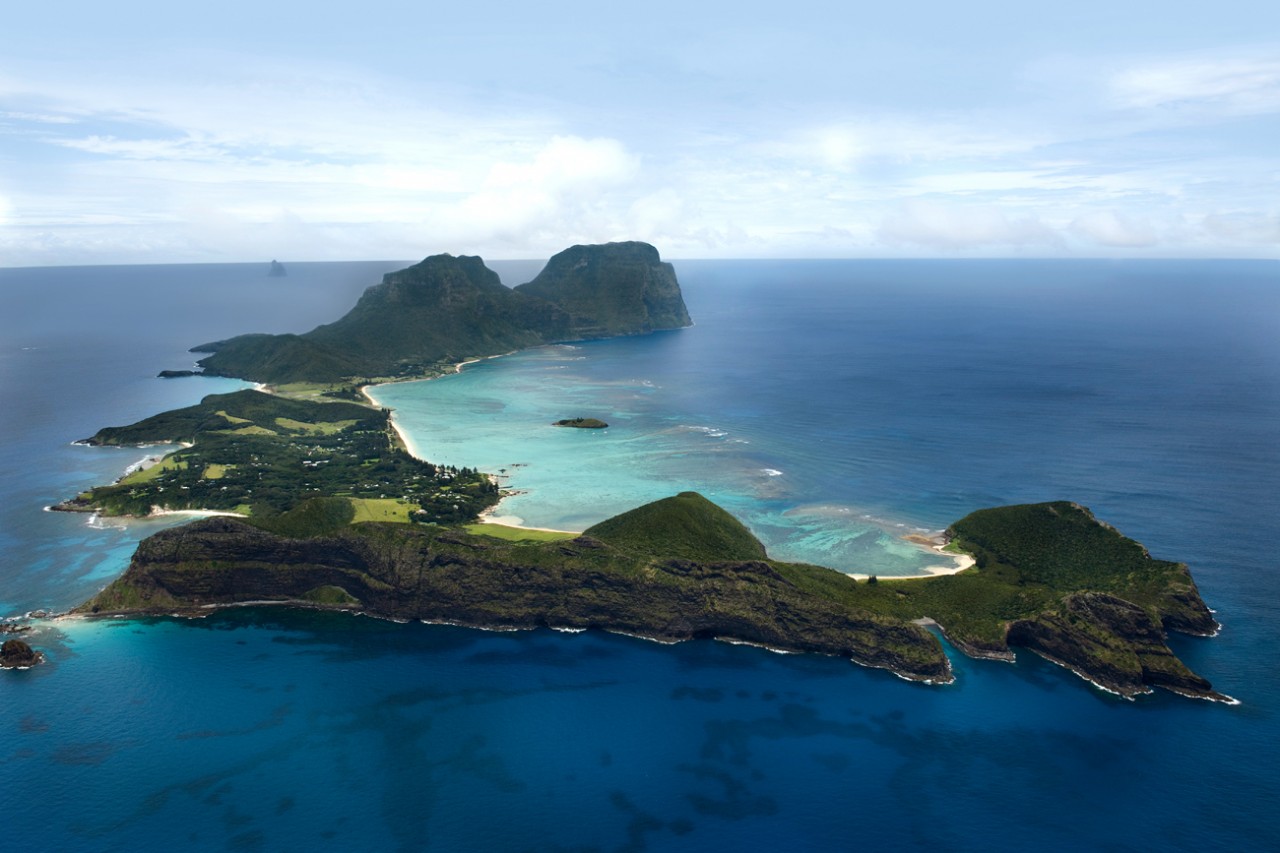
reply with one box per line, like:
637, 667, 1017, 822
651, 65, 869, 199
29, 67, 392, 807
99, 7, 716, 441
1, 638, 43, 669
554, 417, 608, 429
53, 242, 1229, 702
268, 259, 287, 277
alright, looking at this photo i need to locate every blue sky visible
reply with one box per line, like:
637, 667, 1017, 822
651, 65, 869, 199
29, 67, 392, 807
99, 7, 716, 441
1, 1, 1277, 264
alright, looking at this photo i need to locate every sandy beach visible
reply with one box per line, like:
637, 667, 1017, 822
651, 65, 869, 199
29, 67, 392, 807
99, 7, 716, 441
148, 508, 248, 519
844, 533, 976, 581
476, 505, 581, 535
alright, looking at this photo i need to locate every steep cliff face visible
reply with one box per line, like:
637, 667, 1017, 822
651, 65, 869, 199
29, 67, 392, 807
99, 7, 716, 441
78, 511, 952, 684
1006, 593, 1219, 698
305, 254, 570, 367
196, 254, 571, 383
193, 243, 690, 385
941, 502, 1226, 700
515, 242, 691, 339
75, 495, 1225, 701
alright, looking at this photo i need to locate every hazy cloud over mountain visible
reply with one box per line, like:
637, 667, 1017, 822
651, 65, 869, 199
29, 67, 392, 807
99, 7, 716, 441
1, 1, 1276, 263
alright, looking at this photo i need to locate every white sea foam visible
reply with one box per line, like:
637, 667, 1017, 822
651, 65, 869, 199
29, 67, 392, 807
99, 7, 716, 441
86, 513, 127, 531
717, 637, 798, 654
761, 468, 783, 477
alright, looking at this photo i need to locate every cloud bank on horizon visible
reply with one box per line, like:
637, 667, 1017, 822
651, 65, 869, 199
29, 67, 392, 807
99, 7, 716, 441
1, 1, 1277, 265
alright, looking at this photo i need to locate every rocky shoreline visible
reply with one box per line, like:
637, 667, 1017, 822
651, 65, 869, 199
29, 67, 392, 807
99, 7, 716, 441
70, 496, 1227, 701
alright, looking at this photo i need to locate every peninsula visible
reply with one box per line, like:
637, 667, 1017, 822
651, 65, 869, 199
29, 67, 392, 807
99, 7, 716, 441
61, 242, 1227, 701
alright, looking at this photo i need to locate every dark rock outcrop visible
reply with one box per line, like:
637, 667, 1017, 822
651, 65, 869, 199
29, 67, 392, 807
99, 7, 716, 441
554, 418, 608, 429
1, 638, 42, 669
1007, 593, 1223, 699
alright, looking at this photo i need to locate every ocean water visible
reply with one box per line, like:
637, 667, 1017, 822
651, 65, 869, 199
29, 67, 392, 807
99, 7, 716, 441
2, 259, 1278, 850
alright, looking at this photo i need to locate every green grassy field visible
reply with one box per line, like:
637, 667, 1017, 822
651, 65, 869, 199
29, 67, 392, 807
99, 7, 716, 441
221, 425, 278, 436
119, 457, 186, 485
463, 523, 577, 542
275, 417, 360, 435
350, 498, 414, 524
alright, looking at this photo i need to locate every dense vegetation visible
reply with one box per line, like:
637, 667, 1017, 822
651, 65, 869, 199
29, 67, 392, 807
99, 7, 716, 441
585, 491, 768, 563
79, 495, 951, 683
514, 241, 689, 338
766, 502, 1223, 698
62, 389, 497, 526
193, 243, 691, 385
77, 492, 1225, 700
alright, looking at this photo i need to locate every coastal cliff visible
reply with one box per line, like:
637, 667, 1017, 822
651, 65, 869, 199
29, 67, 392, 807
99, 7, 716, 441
193, 242, 690, 385
75, 493, 1225, 700
514, 241, 691, 338
77, 494, 952, 684
851, 502, 1226, 700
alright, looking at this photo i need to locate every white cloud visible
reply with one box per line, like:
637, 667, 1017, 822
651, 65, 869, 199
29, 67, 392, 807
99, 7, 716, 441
1112, 56, 1280, 114
1201, 211, 1280, 245
879, 201, 1061, 251
3, 34, 1279, 263
1, 110, 77, 124
55, 134, 228, 162
773, 119, 1049, 173
442, 136, 638, 242
1069, 210, 1159, 248
627, 189, 688, 239
483, 136, 636, 192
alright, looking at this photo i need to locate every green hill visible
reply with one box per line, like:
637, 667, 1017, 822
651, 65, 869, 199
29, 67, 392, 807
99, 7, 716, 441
584, 491, 768, 563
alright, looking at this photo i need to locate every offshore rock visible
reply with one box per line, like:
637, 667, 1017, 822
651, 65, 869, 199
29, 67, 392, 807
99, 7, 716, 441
1, 638, 43, 669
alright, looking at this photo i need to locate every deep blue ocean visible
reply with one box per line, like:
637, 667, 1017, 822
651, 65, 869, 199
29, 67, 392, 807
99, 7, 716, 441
2, 258, 1278, 850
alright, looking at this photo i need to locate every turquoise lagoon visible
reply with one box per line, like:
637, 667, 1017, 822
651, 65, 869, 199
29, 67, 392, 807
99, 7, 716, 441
369, 342, 945, 576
